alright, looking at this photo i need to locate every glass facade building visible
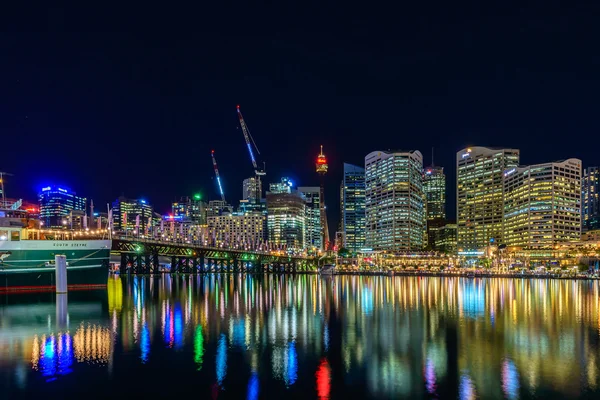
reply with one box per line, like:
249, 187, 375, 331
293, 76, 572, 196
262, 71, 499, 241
457, 147, 519, 250
341, 163, 366, 252
423, 166, 446, 220
266, 186, 306, 252
298, 186, 322, 251
434, 223, 457, 254
423, 166, 446, 249
172, 196, 206, 224
242, 177, 262, 201
503, 159, 581, 248
365, 150, 424, 251
582, 166, 600, 231
112, 197, 154, 233
38, 185, 86, 228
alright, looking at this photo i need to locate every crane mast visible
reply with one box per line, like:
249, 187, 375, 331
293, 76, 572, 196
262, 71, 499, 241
237, 105, 265, 204
211, 150, 226, 202
236, 105, 261, 172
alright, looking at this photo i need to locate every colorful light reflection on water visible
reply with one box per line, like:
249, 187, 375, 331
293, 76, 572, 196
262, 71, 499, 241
1, 275, 600, 398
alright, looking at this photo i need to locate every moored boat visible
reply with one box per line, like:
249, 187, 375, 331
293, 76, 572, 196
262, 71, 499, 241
0, 211, 110, 292
319, 264, 335, 276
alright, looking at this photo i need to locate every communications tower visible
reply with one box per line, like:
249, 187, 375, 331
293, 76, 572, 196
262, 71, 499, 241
316, 145, 330, 250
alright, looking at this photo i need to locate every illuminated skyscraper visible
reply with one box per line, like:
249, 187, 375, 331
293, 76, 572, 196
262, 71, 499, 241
503, 159, 581, 248
266, 178, 306, 252
365, 150, 424, 251
423, 166, 445, 220
298, 186, 322, 251
39, 185, 86, 228
341, 163, 366, 252
423, 165, 446, 248
582, 166, 600, 231
242, 177, 262, 202
457, 146, 519, 249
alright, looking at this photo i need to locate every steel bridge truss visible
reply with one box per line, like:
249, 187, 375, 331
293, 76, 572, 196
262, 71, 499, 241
112, 239, 316, 274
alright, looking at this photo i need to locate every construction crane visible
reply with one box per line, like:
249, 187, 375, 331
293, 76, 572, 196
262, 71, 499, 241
237, 105, 265, 203
211, 150, 226, 202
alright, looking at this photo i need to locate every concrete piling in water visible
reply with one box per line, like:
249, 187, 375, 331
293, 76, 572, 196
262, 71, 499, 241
55, 254, 68, 294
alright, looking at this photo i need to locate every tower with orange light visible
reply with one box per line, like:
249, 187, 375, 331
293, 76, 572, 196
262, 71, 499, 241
316, 145, 330, 250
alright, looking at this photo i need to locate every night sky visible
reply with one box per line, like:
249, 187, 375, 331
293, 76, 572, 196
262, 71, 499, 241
2, 4, 600, 234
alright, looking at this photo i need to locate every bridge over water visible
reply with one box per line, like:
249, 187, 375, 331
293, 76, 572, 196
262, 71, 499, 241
111, 237, 317, 274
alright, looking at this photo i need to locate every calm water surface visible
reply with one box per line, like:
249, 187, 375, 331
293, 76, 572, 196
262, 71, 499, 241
1, 274, 600, 399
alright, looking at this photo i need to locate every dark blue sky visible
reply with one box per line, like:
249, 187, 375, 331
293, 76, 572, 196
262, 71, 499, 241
2, 3, 600, 234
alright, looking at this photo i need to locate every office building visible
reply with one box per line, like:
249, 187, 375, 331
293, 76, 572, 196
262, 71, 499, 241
172, 195, 206, 224
207, 213, 266, 249
269, 177, 293, 194
39, 185, 86, 228
341, 163, 366, 252
503, 159, 581, 248
365, 150, 425, 251
457, 146, 519, 250
206, 200, 232, 218
434, 223, 457, 254
298, 186, 323, 251
112, 197, 153, 234
423, 166, 446, 220
266, 181, 306, 252
423, 165, 446, 249
242, 177, 262, 201
582, 166, 600, 231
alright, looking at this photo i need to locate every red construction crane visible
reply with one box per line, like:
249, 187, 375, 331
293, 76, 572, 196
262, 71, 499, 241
211, 150, 226, 202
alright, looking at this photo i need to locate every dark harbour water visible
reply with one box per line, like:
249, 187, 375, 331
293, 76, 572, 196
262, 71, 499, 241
1, 275, 600, 399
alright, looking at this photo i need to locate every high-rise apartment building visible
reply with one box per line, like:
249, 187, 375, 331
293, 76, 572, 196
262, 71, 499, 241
266, 181, 306, 252
457, 147, 519, 249
207, 213, 266, 249
112, 197, 153, 233
365, 150, 424, 251
582, 166, 600, 231
341, 163, 366, 252
503, 159, 581, 248
206, 200, 232, 218
39, 185, 86, 228
298, 186, 322, 251
242, 177, 262, 201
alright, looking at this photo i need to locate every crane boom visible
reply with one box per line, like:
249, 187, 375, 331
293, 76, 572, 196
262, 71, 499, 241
236, 105, 261, 172
211, 150, 226, 202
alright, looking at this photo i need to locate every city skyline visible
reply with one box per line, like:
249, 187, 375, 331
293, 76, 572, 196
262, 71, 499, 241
4, 4, 600, 236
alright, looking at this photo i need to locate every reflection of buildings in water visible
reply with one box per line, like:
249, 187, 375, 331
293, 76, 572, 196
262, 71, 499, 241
501, 358, 520, 400
271, 340, 298, 386
194, 325, 204, 371
459, 373, 477, 400
315, 358, 331, 399
247, 372, 259, 400
17, 274, 596, 396
30, 324, 112, 381
216, 334, 227, 386
107, 276, 123, 313
73, 323, 112, 364
31, 333, 73, 381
